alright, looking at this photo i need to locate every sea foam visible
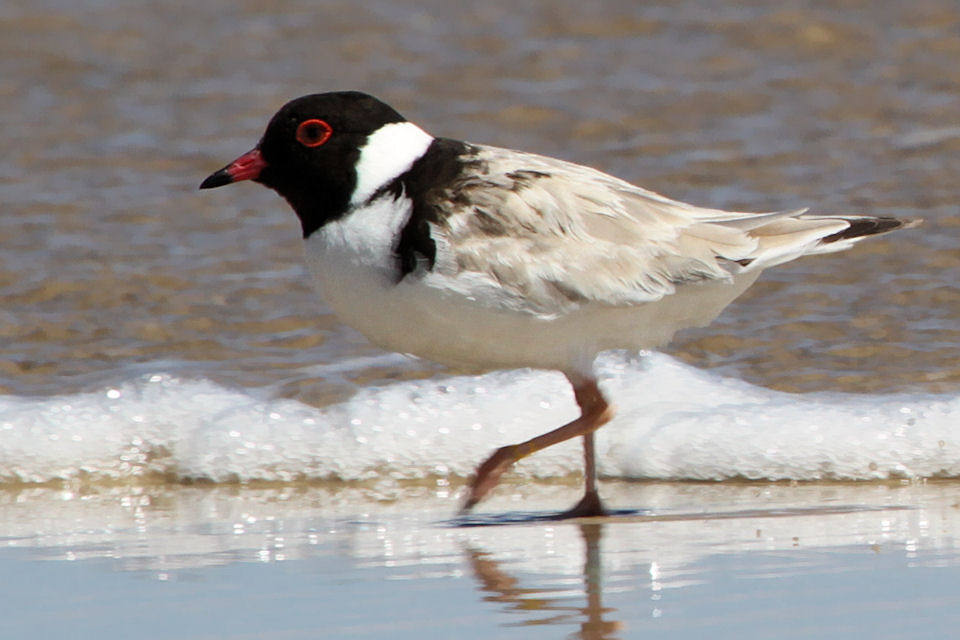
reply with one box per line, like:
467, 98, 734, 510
2, 353, 958, 485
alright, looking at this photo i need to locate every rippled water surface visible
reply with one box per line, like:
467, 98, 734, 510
3, 0, 959, 398
3, 0, 960, 637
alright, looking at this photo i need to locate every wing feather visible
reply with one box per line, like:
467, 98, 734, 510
426, 145, 908, 315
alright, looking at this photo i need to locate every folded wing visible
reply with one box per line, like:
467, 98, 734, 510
430, 145, 912, 315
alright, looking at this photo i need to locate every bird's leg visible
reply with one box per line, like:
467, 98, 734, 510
561, 431, 607, 518
460, 377, 614, 514
561, 386, 610, 518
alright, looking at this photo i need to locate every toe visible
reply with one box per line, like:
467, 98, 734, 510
461, 445, 518, 510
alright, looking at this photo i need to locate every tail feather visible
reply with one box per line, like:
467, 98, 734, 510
725, 213, 920, 271
820, 216, 918, 244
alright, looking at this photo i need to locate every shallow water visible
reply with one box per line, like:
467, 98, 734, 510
3, 0, 960, 637
3, 482, 960, 639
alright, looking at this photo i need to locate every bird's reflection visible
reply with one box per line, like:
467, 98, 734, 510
464, 523, 623, 639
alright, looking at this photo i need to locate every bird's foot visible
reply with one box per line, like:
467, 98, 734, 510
459, 445, 521, 513
555, 489, 608, 519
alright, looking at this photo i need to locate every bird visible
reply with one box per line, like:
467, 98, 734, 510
200, 90, 916, 518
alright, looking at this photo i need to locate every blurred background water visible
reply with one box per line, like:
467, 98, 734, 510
2, 0, 957, 401
2, 1, 960, 638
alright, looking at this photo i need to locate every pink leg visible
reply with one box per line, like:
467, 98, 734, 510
461, 377, 614, 514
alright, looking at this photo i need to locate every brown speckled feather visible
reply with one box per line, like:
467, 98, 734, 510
420, 144, 900, 316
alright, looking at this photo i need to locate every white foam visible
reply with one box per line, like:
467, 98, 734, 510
2, 353, 959, 485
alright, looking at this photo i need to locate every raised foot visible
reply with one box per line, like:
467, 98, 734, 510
459, 445, 519, 514
553, 490, 608, 520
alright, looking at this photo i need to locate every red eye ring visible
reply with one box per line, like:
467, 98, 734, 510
295, 119, 333, 147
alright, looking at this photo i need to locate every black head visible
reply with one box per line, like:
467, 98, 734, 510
200, 91, 408, 235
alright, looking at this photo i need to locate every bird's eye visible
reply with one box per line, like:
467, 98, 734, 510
295, 119, 333, 147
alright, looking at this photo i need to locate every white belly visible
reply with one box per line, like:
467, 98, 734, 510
304, 198, 759, 376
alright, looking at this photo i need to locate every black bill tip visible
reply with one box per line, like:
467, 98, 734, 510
199, 149, 266, 190
199, 168, 233, 190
